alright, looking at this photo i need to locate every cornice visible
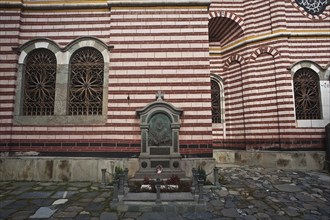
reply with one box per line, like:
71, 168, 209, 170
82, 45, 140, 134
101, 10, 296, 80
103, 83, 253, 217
209, 30, 330, 55
0, 0, 211, 10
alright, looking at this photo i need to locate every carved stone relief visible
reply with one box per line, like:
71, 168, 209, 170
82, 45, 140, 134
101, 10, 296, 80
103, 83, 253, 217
148, 113, 172, 146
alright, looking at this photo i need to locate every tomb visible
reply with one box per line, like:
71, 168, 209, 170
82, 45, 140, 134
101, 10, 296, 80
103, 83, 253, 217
133, 92, 186, 180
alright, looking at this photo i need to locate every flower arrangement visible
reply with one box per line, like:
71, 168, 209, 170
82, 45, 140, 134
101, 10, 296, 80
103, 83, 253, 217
138, 175, 191, 193
155, 164, 163, 174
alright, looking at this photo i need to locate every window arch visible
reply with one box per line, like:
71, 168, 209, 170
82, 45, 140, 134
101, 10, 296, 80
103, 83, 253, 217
68, 47, 104, 115
211, 74, 225, 123
14, 37, 111, 125
23, 48, 57, 116
293, 68, 321, 119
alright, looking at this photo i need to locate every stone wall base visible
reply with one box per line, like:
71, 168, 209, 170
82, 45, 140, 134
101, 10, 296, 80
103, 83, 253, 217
0, 151, 326, 182
213, 150, 325, 170
0, 157, 215, 182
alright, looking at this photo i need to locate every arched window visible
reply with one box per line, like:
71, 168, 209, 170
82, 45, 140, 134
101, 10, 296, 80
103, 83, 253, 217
211, 79, 221, 123
68, 47, 104, 115
293, 68, 321, 119
23, 48, 56, 116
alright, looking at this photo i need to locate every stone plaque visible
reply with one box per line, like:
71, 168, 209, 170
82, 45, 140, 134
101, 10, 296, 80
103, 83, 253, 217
150, 147, 170, 155
148, 113, 172, 146
151, 161, 170, 168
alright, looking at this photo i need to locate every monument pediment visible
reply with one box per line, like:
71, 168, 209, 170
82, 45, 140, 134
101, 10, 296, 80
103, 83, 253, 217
136, 91, 183, 125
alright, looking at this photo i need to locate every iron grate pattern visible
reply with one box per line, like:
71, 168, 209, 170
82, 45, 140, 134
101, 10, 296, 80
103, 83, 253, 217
68, 48, 104, 115
295, 0, 329, 15
294, 68, 321, 120
211, 79, 221, 123
23, 49, 56, 116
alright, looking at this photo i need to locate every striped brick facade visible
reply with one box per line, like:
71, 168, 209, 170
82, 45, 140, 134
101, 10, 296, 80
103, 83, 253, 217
209, 0, 329, 152
0, 0, 329, 159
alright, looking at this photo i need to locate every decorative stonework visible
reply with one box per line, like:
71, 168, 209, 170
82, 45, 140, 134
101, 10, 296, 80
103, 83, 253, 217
13, 37, 111, 125
135, 92, 185, 178
148, 113, 172, 146
295, 0, 329, 15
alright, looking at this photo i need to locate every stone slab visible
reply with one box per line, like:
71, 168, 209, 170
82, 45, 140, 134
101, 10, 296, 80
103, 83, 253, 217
122, 192, 194, 202
274, 184, 302, 192
19, 191, 53, 199
100, 212, 118, 220
29, 207, 57, 219
123, 192, 156, 201
160, 192, 194, 201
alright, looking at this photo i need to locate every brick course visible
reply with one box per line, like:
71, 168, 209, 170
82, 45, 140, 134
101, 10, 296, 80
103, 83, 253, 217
0, 0, 329, 157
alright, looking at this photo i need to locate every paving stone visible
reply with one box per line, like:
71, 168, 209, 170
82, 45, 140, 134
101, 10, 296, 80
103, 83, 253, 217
224, 199, 236, 208
215, 189, 228, 197
221, 208, 241, 218
285, 206, 300, 217
124, 212, 141, 218
76, 211, 91, 220
19, 191, 54, 199
136, 212, 170, 220
9, 186, 33, 195
100, 212, 118, 220
69, 182, 91, 188
0, 209, 17, 219
1, 167, 329, 220
30, 198, 55, 207
29, 207, 57, 219
255, 212, 271, 219
51, 191, 78, 199
93, 197, 106, 202
0, 199, 14, 208
65, 205, 84, 212
252, 190, 268, 198
295, 193, 315, 202
79, 191, 101, 199
7, 200, 30, 209
274, 184, 302, 192
85, 202, 106, 211
53, 210, 78, 218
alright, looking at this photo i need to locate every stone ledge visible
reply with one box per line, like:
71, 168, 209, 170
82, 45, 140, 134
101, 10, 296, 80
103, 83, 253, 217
213, 150, 325, 170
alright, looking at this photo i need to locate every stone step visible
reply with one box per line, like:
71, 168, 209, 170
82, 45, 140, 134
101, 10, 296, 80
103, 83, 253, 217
123, 192, 195, 202
130, 170, 189, 181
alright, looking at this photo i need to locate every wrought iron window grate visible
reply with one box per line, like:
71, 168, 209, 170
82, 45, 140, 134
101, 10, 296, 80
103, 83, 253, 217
23, 49, 56, 116
68, 48, 104, 115
211, 79, 221, 123
294, 68, 321, 120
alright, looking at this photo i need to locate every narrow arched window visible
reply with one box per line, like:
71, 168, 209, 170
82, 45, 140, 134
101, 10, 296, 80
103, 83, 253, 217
23, 49, 56, 116
293, 68, 321, 119
211, 79, 221, 123
68, 47, 104, 115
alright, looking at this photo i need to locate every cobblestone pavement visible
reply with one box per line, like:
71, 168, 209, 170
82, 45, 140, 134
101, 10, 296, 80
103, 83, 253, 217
1, 166, 330, 220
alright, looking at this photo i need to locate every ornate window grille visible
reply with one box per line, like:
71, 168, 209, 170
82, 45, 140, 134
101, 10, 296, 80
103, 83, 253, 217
295, 0, 329, 15
211, 79, 221, 123
293, 68, 321, 120
23, 49, 56, 116
68, 47, 104, 115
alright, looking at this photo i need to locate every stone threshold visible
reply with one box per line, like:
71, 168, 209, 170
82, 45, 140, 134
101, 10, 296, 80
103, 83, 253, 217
111, 191, 207, 213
